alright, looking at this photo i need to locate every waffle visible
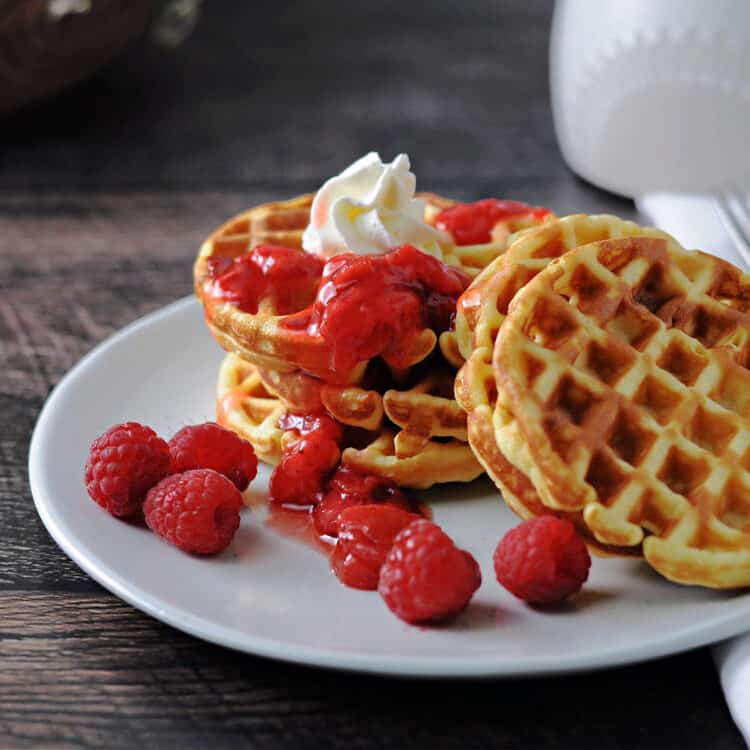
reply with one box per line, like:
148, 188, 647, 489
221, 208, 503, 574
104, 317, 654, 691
195, 193, 554, 379
455, 215, 673, 553
342, 430, 481, 489
493, 236, 750, 588
216, 353, 482, 488
454, 214, 673, 362
216, 353, 285, 464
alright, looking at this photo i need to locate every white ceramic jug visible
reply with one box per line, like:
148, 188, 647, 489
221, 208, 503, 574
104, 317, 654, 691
549, 0, 750, 197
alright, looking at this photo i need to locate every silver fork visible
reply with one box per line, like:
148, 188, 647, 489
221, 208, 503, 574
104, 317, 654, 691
714, 190, 750, 269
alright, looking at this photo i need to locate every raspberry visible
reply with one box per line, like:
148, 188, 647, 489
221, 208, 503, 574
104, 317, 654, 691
312, 465, 413, 537
269, 436, 340, 506
143, 469, 243, 555
169, 422, 258, 491
493, 517, 591, 604
378, 520, 481, 624
84, 422, 170, 517
332, 504, 421, 590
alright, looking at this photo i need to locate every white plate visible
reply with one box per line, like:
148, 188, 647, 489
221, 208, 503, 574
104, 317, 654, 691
29, 297, 750, 677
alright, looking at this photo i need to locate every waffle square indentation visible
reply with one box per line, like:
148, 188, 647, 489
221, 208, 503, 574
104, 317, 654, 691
606, 300, 660, 351
520, 352, 546, 388
584, 339, 636, 386
497, 266, 536, 313
569, 264, 609, 310
633, 375, 679, 425
632, 262, 682, 315
683, 403, 737, 456
548, 374, 602, 426
681, 306, 742, 349
710, 368, 750, 418
657, 339, 709, 386
585, 450, 628, 504
608, 410, 657, 466
719, 479, 750, 532
657, 447, 710, 498
525, 296, 578, 346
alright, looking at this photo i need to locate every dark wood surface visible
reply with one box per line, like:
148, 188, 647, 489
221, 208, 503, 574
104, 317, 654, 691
1, 1, 744, 748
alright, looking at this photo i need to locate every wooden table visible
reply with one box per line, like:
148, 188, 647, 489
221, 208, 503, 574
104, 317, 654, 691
1, 1, 744, 747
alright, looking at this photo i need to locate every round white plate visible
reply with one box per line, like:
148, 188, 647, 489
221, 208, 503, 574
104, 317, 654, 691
29, 297, 750, 677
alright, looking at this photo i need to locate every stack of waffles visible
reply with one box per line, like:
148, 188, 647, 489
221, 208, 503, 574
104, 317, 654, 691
455, 215, 750, 588
195, 193, 551, 489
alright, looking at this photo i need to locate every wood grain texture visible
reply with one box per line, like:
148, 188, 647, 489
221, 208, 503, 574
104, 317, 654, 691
0, 0, 745, 748
0, 593, 743, 750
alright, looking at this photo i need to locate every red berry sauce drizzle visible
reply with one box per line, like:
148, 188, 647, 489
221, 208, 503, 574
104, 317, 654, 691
204, 245, 324, 315
266, 409, 429, 580
435, 198, 550, 245
204, 243, 470, 382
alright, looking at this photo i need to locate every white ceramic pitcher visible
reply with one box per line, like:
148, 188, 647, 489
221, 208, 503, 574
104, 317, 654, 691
549, 0, 750, 197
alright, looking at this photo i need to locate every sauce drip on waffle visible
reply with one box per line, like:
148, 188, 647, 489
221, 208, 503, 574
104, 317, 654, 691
204, 244, 323, 315
206, 242, 470, 379
436, 199, 551, 245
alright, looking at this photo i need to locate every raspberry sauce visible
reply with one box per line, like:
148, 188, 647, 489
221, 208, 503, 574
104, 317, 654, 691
264, 504, 335, 556
216, 386, 248, 427
435, 198, 551, 245
206, 242, 470, 380
277, 412, 343, 445
284, 243, 470, 375
311, 465, 413, 537
204, 244, 324, 315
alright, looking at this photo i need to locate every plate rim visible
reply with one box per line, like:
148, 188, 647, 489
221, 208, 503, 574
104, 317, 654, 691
28, 295, 750, 678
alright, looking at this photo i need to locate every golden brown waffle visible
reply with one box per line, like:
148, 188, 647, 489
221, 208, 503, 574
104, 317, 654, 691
216, 353, 482, 489
454, 214, 672, 363
194, 193, 553, 379
342, 430, 481, 489
216, 353, 285, 464
455, 215, 673, 553
493, 236, 750, 588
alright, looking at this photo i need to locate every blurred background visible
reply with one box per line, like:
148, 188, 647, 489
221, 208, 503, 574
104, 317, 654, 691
3, 0, 594, 198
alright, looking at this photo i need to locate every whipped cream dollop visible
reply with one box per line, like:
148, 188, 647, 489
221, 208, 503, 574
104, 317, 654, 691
301, 152, 451, 259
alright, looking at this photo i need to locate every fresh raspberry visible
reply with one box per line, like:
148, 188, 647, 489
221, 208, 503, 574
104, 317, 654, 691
143, 469, 243, 555
312, 465, 413, 537
169, 422, 258, 491
493, 517, 591, 604
269, 436, 340, 506
378, 520, 481, 624
332, 504, 421, 590
84, 422, 170, 517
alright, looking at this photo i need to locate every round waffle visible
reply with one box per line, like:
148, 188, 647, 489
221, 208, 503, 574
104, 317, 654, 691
216, 353, 482, 489
216, 353, 285, 464
195, 193, 554, 378
494, 235, 750, 588
455, 215, 673, 553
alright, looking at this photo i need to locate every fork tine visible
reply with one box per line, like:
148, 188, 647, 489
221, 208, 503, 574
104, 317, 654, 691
714, 192, 750, 269
727, 190, 750, 239
724, 186, 750, 238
